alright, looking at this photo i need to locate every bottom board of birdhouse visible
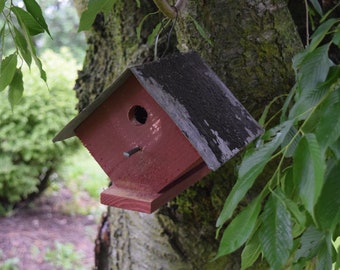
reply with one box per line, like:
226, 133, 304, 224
100, 162, 210, 213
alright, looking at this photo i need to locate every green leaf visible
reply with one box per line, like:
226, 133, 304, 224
216, 121, 292, 227
23, 0, 51, 37
0, 53, 17, 92
289, 85, 326, 122
292, 65, 340, 126
308, 0, 323, 16
282, 125, 301, 157
330, 137, 340, 159
309, 19, 338, 51
0, 22, 5, 44
8, 68, 24, 108
11, 6, 45, 36
147, 22, 162, 46
321, 2, 340, 23
259, 95, 284, 126
0, 0, 5, 13
281, 85, 296, 122
315, 235, 332, 270
335, 243, 340, 270
215, 196, 261, 259
16, 15, 47, 83
296, 44, 332, 93
315, 90, 340, 150
0, 25, 4, 70
241, 229, 262, 270
189, 15, 213, 46
78, 0, 115, 32
332, 25, 340, 46
293, 134, 325, 219
259, 194, 293, 270
314, 160, 340, 231
33, 56, 46, 82
295, 226, 324, 262
274, 188, 306, 236
13, 26, 32, 67
281, 166, 295, 197
136, 11, 159, 40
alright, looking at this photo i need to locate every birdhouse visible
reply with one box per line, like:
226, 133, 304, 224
53, 52, 263, 213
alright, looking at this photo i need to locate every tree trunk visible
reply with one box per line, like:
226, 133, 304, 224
73, 0, 302, 269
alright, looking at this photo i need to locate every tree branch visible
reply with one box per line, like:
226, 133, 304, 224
153, 0, 186, 19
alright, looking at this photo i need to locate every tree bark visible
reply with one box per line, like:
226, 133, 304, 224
73, 0, 302, 269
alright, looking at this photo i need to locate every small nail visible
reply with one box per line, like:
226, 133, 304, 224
123, 146, 141, 157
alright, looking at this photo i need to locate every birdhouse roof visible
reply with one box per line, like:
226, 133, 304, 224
54, 52, 263, 170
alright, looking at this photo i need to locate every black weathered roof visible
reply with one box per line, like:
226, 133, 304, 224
54, 52, 263, 170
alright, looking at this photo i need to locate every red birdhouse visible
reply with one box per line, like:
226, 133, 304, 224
53, 52, 263, 213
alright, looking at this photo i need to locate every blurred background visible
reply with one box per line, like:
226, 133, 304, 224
0, 0, 109, 269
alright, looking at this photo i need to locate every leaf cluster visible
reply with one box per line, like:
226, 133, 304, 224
216, 9, 340, 270
0, 0, 51, 107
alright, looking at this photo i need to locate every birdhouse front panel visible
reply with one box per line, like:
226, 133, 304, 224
74, 76, 205, 194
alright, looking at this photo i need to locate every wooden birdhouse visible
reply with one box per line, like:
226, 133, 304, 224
53, 52, 263, 213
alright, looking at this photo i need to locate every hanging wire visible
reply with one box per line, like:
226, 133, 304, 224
161, 7, 178, 58
154, 7, 178, 60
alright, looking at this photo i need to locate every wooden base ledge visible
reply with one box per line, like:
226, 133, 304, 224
100, 163, 210, 213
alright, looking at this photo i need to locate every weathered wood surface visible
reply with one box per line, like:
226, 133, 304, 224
75, 76, 201, 192
101, 160, 209, 213
74, 76, 210, 212
132, 52, 263, 170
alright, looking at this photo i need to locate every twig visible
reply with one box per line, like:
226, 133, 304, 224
304, 0, 310, 45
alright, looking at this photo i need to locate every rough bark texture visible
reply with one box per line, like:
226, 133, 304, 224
73, 0, 302, 269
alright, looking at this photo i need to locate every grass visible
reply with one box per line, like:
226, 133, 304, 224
46, 145, 109, 218
0, 249, 19, 270
44, 241, 86, 270
57, 144, 109, 199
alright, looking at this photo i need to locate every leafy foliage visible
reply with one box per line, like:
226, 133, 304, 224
216, 10, 340, 270
0, 0, 50, 107
0, 49, 79, 214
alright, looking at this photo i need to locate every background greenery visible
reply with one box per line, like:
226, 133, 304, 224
36, 0, 86, 63
0, 0, 108, 215
0, 2, 108, 269
0, 48, 79, 213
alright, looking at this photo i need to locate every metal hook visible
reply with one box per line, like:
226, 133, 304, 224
154, 5, 178, 60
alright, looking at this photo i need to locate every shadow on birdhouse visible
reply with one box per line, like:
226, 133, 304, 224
53, 52, 263, 213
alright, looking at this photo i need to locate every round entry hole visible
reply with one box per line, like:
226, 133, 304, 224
128, 105, 148, 125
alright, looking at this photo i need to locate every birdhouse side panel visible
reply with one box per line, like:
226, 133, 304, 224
75, 76, 204, 194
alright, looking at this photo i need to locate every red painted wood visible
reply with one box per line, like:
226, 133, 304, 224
100, 161, 211, 213
75, 76, 203, 196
